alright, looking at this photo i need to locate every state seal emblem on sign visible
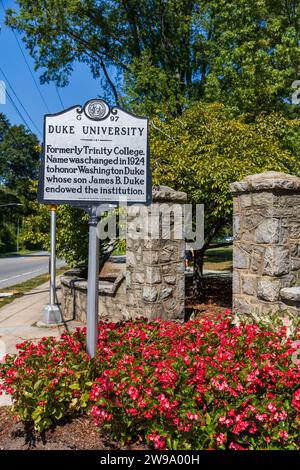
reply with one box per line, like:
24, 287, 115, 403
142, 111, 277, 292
84, 99, 109, 120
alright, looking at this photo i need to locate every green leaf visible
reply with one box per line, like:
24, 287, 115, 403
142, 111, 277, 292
69, 383, 80, 390
33, 380, 42, 390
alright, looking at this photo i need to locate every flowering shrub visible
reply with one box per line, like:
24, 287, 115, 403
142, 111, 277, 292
89, 318, 300, 450
0, 331, 92, 431
1, 317, 299, 449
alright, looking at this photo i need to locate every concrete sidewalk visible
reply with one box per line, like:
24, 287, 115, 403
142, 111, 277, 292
0, 280, 84, 406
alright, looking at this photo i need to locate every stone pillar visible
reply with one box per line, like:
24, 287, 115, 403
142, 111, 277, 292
125, 186, 187, 321
230, 171, 300, 319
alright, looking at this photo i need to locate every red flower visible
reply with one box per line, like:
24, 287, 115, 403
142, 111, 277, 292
216, 433, 226, 446
128, 385, 139, 401
229, 442, 246, 450
292, 389, 300, 411
186, 412, 200, 421
147, 431, 166, 450
266, 402, 276, 413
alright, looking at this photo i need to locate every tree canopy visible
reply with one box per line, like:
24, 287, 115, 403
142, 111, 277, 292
0, 113, 39, 253
20, 181, 90, 265
0, 113, 39, 189
150, 102, 300, 288
0, 113, 10, 143
6, 0, 300, 116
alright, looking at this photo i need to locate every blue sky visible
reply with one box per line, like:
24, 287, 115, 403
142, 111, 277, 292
0, 0, 105, 141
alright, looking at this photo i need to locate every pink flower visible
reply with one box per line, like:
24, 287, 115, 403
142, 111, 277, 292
144, 410, 155, 419
255, 413, 267, 422
247, 404, 256, 413
232, 421, 249, 434
266, 402, 276, 413
126, 408, 138, 416
186, 412, 200, 421
90, 405, 112, 424
229, 442, 246, 450
128, 386, 139, 401
216, 433, 226, 446
211, 377, 229, 392
292, 389, 300, 411
249, 426, 257, 434
147, 431, 166, 450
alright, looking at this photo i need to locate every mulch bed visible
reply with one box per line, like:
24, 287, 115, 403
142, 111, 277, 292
185, 274, 232, 319
0, 407, 147, 450
0, 274, 231, 450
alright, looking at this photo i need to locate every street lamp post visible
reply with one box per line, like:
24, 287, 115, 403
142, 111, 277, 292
17, 217, 19, 252
42, 205, 62, 324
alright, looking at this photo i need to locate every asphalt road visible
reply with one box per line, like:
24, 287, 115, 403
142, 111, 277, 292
0, 252, 65, 289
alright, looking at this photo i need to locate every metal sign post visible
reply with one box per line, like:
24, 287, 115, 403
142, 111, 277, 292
42, 204, 62, 324
86, 206, 100, 358
50, 205, 57, 306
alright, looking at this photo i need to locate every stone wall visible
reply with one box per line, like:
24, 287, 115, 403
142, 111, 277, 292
125, 186, 186, 321
60, 185, 187, 323
61, 268, 126, 323
230, 171, 300, 319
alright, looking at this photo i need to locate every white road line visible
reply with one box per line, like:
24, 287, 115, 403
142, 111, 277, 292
0, 269, 44, 285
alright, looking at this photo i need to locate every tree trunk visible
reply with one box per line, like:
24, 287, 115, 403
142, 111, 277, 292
193, 247, 206, 299
192, 217, 230, 299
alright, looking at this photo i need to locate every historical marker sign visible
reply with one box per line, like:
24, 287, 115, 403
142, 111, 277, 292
38, 99, 151, 358
38, 99, 151, 205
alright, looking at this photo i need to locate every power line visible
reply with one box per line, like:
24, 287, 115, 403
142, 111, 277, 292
55, 85, 64, 109
0, 0, 51, 113
4, 87, 32, 133
10, 26, 51, 114
0, 65, 42, 137
0, 73, 37, 136
0, 87, 19, 145
1, 0, 63, 121
0, 83, 19, 144
2, 0, 65, 114
0, 0, 51, 114
1, 0, 49, 131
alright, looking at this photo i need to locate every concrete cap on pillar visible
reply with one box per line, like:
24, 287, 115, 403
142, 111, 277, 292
230, 171, 300, 194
